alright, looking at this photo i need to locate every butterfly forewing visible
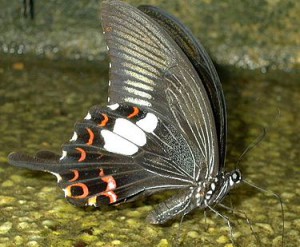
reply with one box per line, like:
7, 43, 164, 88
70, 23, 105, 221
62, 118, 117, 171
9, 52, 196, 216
101, 0, 219, 180
138, 4, 227, 172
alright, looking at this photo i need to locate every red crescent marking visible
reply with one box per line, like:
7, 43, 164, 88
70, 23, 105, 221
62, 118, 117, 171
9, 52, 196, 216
69, 170, 79, 182
99, 113, 108, 127
99, 169, 117, 203
102, 175, 117, 191
76, 147, 86, 162
127, 106, 139, 119
99, 169, 105, 177
101, 191, 117, 204
86, 128, 94, 145
66, 183, 89, 199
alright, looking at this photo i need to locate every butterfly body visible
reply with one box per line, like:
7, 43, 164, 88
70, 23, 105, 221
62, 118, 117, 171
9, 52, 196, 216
147, 169, 241, 224
8, 0, 242, 224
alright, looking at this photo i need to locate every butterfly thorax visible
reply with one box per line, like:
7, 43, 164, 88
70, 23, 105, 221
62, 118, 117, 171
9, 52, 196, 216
194, 169, 242, 208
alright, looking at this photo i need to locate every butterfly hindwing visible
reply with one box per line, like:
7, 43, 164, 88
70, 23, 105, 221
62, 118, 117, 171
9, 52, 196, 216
9, 103, 201, 207
57, 157, 152, 207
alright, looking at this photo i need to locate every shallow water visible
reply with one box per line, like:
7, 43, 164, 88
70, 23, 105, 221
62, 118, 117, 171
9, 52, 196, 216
0, 55, 299, 247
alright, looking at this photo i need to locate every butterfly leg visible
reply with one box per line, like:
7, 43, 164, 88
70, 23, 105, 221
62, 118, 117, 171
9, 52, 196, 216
207, 205, 236, 246
219, 203, 262, 246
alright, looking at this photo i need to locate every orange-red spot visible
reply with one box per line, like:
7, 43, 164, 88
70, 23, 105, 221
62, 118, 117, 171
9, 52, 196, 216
76, 147, 86, 162
99, 168, 105, 177
99, 169, 117, 203
86, 128, 94, 145
127, 106, 139, 119
101, 191, 117, 204
66, 183, 89, 199
99, 113, 108, 127
102, 174, 117, 191
69, 170, 79, 182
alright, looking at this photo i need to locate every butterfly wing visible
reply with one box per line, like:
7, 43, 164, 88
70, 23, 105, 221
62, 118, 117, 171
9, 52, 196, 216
138, 4, 227, 171
8, 104, 195, 207
101, 0, 219, 180
8, 0, 221, 209
8, 150, 170, 206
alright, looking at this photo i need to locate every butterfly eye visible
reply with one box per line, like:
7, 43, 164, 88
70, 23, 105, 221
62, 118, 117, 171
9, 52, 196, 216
231, 170, 241, 183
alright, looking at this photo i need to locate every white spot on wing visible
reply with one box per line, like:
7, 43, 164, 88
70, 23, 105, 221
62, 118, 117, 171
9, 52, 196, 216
108, 97, 110, 102
60, 150, 67, 160
113, 118, 146, 146
101, 129, 138, 155
84, 112, 91, 120
70, 132, 78, 142
107, 103, 119, 110
124, 79, 153, 91
136, 113, 158, 133
123, 86, 152, 99
63, 188, 68, 198
124, 70, 153, 85
124, 97, 151, 107
88, 196, 97, 206
50, 172, 62, 182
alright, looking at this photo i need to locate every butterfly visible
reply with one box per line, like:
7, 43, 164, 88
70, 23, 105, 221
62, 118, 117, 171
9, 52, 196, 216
8, 0, 241, 225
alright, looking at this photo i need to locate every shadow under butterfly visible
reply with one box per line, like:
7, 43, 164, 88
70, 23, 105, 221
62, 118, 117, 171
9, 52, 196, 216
8, 0, 281, 245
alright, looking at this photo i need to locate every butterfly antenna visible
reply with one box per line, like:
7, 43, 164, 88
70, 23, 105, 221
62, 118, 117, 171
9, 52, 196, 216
243, 179, 285, 247
236, 108, 281, 170
235, 127, 266, 169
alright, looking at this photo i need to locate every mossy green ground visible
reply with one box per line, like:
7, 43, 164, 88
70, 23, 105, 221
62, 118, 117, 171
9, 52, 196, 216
0, 55, 299, 247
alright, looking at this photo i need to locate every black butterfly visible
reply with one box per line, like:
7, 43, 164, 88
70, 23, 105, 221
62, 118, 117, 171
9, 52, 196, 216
8, 0, 241, 225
